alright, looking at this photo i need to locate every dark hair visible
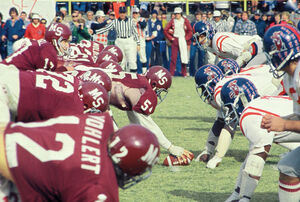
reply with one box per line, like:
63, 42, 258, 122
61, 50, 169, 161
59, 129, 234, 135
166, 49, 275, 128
9, 7, 18, 16
21, 11, 26, 15
0, 12, 2, 20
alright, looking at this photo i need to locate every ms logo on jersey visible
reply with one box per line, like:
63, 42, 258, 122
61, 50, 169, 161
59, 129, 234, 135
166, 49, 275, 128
228, 80, 240, 99
204, 67, 216, 81
271, 31, 287, 51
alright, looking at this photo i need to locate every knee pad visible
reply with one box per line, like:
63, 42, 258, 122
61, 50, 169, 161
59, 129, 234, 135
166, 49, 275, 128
244, 154, 265, 177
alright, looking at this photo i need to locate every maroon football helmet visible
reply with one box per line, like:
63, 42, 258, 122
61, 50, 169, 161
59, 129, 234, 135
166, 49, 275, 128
45, 23, 71, 56
97, 51, 118, 65
78, 82, 109, 113
79, 69, 112, 92
99, 61, 123, 73
109, 124, 160, 189
145, 66, 172, 103
103, 45, 123, 63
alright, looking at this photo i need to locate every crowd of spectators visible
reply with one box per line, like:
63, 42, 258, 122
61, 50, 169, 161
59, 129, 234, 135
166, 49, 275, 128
1, 1, 300, 76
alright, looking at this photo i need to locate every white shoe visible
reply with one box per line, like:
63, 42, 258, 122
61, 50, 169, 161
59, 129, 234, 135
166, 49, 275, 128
225, 191, 239, 202
195, 150, 211, 162
206, 156, 222, 169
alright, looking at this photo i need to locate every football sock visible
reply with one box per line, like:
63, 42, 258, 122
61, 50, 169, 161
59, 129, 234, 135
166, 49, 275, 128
278, 180, 300, 202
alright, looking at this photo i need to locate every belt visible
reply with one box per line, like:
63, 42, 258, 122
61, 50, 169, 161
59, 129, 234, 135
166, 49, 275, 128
118, 36, 129, 39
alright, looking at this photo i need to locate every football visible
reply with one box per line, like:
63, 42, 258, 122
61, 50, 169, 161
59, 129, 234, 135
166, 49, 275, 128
163, 153, 194, 166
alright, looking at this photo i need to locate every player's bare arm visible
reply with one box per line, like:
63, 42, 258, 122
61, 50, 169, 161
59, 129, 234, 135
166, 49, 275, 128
261, 114, 300, 133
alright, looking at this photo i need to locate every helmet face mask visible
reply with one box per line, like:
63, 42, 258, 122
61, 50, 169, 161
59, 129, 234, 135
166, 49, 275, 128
113, 165, 152, 189
220, 78, 259, 130
195, 79, 215, 103
155, 88, 168, 104
265, 50, 290, 79
57, 38, 71, 56
195, 64, 224, 104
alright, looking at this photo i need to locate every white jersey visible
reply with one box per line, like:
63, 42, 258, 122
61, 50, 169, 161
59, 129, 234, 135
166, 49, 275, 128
208, 32, 263, 59
239, 96, 293, 151
283, 63, 300, 115
213, 64, 282, 110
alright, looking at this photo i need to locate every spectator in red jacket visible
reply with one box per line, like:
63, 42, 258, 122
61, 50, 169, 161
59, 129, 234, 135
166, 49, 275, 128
24, 14, 45, 40
164, 7, 192, 77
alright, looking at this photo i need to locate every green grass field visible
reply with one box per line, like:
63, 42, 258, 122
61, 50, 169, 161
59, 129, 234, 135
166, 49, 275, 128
111, 77, 286, 202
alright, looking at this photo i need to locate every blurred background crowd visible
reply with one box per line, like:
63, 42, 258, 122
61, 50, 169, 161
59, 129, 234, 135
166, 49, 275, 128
0, 0, 300, 76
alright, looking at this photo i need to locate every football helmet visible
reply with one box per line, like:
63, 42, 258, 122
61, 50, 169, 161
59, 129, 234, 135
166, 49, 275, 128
194, 64, 224, 103
103, 45, 123, 63
45, 23, 71, 56
79, 69, 112, 92
217, 58, 240, 76
97, 51, 119, 65
99, 61, 123, 73
78, 82, 109, 113
193, 21, 215, 49
145, 66, 172, 103
264, 24, 300, 78
108, 124, 160, 189
220, 78, 259, 129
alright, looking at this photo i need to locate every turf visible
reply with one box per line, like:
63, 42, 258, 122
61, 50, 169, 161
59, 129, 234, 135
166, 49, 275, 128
111, 76, 286, 202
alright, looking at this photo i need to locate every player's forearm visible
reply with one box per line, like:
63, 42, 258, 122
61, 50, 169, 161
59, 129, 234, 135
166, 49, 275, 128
283, 120, 300, 133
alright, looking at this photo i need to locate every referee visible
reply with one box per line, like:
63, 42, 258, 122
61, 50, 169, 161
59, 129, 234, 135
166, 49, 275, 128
96, 6, 140, 72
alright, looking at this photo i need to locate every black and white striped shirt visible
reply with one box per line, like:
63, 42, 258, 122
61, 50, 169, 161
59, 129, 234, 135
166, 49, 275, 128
96, 17, 140, 45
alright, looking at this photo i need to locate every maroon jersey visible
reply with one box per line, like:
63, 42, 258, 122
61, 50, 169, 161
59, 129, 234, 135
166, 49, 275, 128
110, 72, 157, 115
17, 69, 84, 122
4, 113, 119, 202
66, 40, 104, 66
2, 39, 57, 71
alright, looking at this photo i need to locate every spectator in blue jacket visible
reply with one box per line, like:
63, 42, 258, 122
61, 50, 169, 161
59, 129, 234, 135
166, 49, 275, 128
251, 10, 266, 38
0, 12, 7, 60
1, 7, 25, 56
148, 10, 164, 66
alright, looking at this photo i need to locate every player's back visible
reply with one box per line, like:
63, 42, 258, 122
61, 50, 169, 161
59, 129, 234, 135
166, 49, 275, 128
2, 39, 57, 71
211, 32, 260, 59
214, 69, 280, 108
17, 70, 84, 122
5, 113, 118, 202
108, 72, 158, 115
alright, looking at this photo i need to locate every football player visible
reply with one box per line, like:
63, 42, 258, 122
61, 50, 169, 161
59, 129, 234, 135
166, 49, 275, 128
219, 81, 300, 201
193, 21, 266, 67
225, 95, 300, 202
0, 113, 160, 201
0, 68, 109, 123
194, 63, 283, 169
261, 24, 300, 202
107, 66, 194, 164
1, 23, 72, 72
